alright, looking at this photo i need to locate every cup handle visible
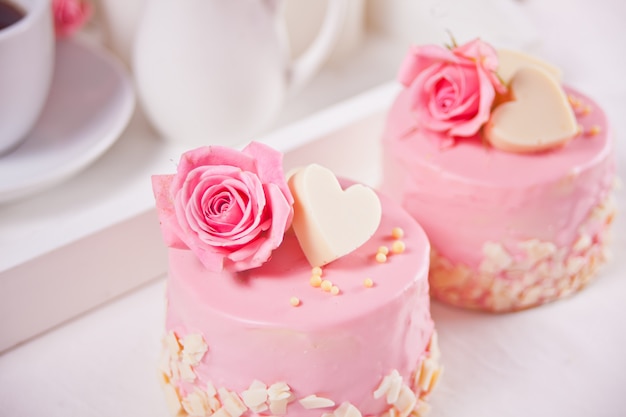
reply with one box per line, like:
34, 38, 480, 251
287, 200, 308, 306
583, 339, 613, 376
286, 0, 349, 94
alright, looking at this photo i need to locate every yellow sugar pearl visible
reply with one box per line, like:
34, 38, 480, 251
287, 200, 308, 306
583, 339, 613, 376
588, 125, 601, 136
290, 297, 301, 307
377, 246, 389, 255
321, 279, 333, 292
310, 275, 322, 287
583, 105, 592, 115
311, 266, 323, 276
391, 240, 406, 254
330, 286, 340, 296
364, 278, 374, 288
391, 227, 404, 239
375, 252, 387, 263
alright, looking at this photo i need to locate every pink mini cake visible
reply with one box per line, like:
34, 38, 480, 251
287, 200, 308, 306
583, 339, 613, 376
152, 143, 441, 417
381, 39, 616, 313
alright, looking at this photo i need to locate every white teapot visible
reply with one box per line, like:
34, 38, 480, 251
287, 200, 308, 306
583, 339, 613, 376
133, 0, 348, 147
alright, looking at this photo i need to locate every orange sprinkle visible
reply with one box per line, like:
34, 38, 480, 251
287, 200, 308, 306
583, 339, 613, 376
364, 278, 374, 288
391, 227, 404, 239
330, 286, 340, 296
375, 253, 387, 263
310, 275, 322, 287
588, 125, 601, 136
321, 280, 333, 292
290, 297, 301, 307
391, 240, 406, 254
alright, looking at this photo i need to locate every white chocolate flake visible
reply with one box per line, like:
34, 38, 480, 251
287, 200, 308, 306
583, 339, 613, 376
206, 381, 217, 398
374, 369, 403, 404
333, 402, 363, 417
519, 240, 556, 264
181, 334, 208, 366
418, 359, 437, 393
566, 256, 586, 275
178, 362, 196, 382
218, 388, 247, 417
572, 234, 592, 253
393, 385, 417, 417
182, 388, 211, 417
299, 394, 335, 409
162, 381, 184, 416
211, 408, 232, 417
480, 242, 513, 273
165, 331, 182, 357
269, 398, 289, 415
241, 380, 268, 412
414, 399, 432, 417
267, 382, 293, 415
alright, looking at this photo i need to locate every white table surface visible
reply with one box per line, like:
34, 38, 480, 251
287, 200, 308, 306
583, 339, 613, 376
2, 1, 626, 416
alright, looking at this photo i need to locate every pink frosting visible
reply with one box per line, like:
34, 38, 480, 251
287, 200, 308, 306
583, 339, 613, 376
165, 188, 434, 417
381, 86, 614, 269
398, 39, 505, 140
52, 0, 91, 38
153, 142, 294, 272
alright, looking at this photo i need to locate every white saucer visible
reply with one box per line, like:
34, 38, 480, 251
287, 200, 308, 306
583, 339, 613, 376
0, 38, 135, 203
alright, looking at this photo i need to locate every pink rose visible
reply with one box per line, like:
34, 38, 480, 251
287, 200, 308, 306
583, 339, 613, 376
398, 39, 505, 138
52, 0, 92, 38
152, 142, 294, 272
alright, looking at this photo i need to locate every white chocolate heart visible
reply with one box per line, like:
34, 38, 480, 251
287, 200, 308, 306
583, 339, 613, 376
497, 49, 562, 85
288, 164, 382, 267
485, 66, 578, 153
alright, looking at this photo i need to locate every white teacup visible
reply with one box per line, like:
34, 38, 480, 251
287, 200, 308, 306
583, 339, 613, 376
0, 0, 54, 155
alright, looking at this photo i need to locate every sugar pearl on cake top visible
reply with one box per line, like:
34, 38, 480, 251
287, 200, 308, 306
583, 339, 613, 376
310, 275, 322, 287
321, 280, 333, 292
364, 278, 374, 288
378, 246, 389, 255
391, 227, 404, 239
330, 286, 340, 296
375, 252, 387, 263
391, 240, 406, 254
290, 297, 301, 307
588, 125, 601, 136
311, 266, 323, 276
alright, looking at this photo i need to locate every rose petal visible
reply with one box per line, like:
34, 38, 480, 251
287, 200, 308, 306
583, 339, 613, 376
226, 183, 293, 271
454, 38, 499, 72
448, 64, 495, 137
243, 142, 293, 206
398, 45, 459, 86
152, 175, 188, 249
173, 147, 257, 193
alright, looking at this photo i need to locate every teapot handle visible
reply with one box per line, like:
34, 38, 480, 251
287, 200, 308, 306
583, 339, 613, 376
286, 0, 349, 94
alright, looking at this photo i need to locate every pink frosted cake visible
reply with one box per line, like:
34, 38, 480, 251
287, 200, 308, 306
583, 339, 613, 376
381, 39, 616, 313
152, 143, 441, 417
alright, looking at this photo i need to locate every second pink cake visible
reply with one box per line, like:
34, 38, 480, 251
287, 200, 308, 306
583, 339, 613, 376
381, 39, 616, 313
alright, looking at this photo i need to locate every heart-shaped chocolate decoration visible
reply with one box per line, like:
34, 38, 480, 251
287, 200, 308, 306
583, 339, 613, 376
496, 49, 562, 85
288, 164, 382, 267
485, 66, 578, 153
